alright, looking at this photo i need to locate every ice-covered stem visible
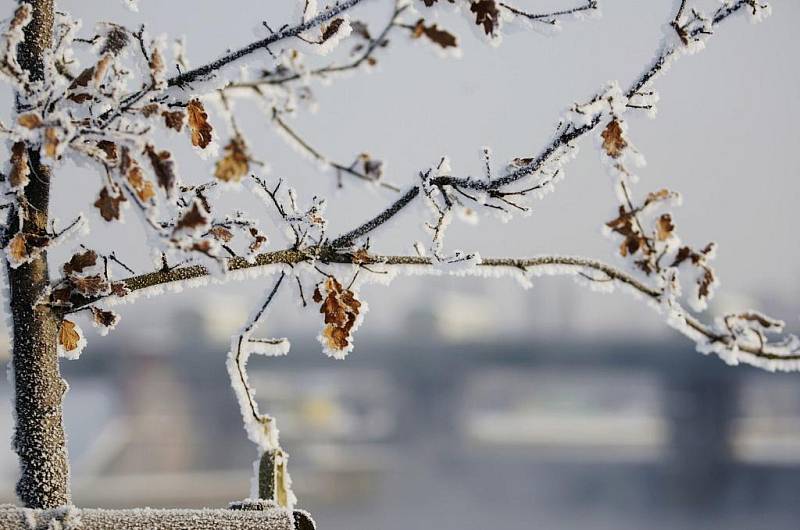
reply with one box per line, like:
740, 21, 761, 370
70, 247, 800, 365
170, 0, 366, 89
6, 0, 70, 509
430, 0, 754, 192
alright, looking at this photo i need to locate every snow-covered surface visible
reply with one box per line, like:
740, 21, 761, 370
0, 503, 302, 530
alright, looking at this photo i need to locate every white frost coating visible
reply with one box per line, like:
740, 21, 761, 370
120, 0, 139, 12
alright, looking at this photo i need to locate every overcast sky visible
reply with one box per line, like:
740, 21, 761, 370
0, 0, 798, 350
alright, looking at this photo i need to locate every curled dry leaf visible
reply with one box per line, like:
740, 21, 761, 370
321, 18, 345, 43
162, 110, 185, 132
314, 277, 362, 354
120, 147, 156, 202
6, 232, 50, 267
214, 136, 249, 183
174, 200, 210, 234
656, 213, 675, 241
94, 187, 127, 222
145, 144, 177, 197
601, 119, 628, 159
90, 306, 120, 329
140, 103, 160, 117
58, 320, 82, 354
43, 127, 59, 159
63, 249, 97, 275
17, 113, 42, 129
97, 140, 117, 161
209, 226, 234, 242
412, 19, 458, 49
9, 141, 30, 190
187, 99, 213, 148
70, 274, 110, 297
470, 0, 500, 36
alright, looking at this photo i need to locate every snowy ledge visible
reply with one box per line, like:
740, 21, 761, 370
0, 502, 315, 530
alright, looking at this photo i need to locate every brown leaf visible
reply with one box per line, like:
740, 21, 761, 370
100, 25, 130, 56
697, 267, 715, 302
58, 320, 82, 353
7, 233, 28, 264
352, 248, 371, 264
67, 93, 93, 104
63, 249, 97, 275
43, 127, 59, 158
141, 103, 160, 117
214, 136, 249, 183
209, 226, 233, 242
248, 227, 267, 253
162, 110, 185, 132
17, 113, 42, 129
94, 187, 127, 222
70, 274, 110, 297
321, 18, 344, 43
316, 277, 362, 353
412, 19, 458, 49
121, 147, 156, 202
6, 232, 49, 265
470, 0, 499, 36
97, 140, 117, 161
110, 281, 130, 297
187, 99, 213, 149
656, 213, 674, 241
90, 306, 120, 329
145, 144, 177, 197
601, 119, 627, 159
69, 67, 94, 90
149, 47, 165, 80
174, 201, 210, 233
9, 141, 30, 190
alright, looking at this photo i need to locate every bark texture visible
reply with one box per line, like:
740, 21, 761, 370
7, 0, 70, 509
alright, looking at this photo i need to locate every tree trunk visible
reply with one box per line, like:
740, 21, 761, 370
6, 0, 70, 509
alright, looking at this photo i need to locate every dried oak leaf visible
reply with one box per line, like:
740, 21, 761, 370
97, 140, 117, 161
145, 144, 177, 197
248, 227, 268, 253
601, 118, 627, 158
214, 136, 249, 183
121, 147, 156, 202
656, 213, 675, 241
358, 153, 384, 181
470, 0, 500, 36
697, 267, 716, 302
94, 187, 127, 222
316, 277, 362, 352
174, 200, 210, 233
63, 249, 97, 275
9, 141, 30, 190
187, 99, 213, 149
111, 281, 130, 297
162, 110, 185, 132
100, 25, 130, 56
58, 320, 82, 353
90, 306, 120, 329
412, 19, 458, 49
6, 232, 49, 266
43, 127, 59, 158
209, 226, 234, 242
321, 18, 345, 43
70, 274, 109, 297
17, 113, 42, 129
141, 103, 160, 117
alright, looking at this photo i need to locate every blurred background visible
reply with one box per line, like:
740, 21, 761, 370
1, 0, 799, 528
